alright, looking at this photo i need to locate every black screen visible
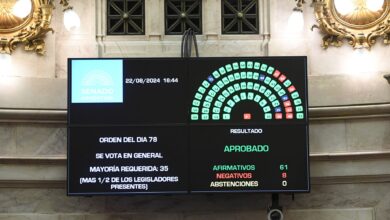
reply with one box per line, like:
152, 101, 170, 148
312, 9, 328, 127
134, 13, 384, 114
67, 57, 309, 195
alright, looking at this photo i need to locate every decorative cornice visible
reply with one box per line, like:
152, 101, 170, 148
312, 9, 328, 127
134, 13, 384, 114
0, 109, 66, 123
310, 151, 390, 161
0, 103, 389, 123
309, 103, 390, 120
0, 156, 66, 165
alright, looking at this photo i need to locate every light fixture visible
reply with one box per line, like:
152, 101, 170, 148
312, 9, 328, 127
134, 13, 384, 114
310, 0, 390, 49
0, 0, 80, 55
12, 0, 32, 18
288, 0, 305, 32
333, 0, 355, 15
366, 0, 384, 12
61, 1, 81, 31
288, 7, 304, 32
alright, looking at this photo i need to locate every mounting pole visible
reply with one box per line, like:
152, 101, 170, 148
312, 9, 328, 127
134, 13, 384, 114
267, 193, 284, 220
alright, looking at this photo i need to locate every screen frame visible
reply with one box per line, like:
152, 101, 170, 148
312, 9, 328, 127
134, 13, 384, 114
67, 57, 310, 196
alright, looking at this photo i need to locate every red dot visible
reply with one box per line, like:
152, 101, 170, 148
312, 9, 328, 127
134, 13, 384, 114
278, 74, 286, 82
288, 86, 296, 93
273, 70, 281, 78
243, 113, 252, 120
275, 113, 283, 119
285, 107, 293, 113
286, 113, 294, 119
283, 100, 291, 107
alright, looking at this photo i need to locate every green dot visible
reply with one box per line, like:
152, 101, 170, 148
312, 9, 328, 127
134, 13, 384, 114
233, 95, 240, 102
225, 64, 233, 72
269, 80, 277, 88
254, 62, 261, 70
212, 71, 220, 79
212, 85, 220, 93
216, 81, 224, 88
261, 64, 268, 72
240, 82, 247, 90
233, 62, 239, 70
234, 73, 240, 80
234, 84, 240, 91
219, 67, 226, 75
278, 89, 286, 96
193, 100, 200, 106
191, 107, 199, 113
264, 77, 271, 84
205, 96, 213, 102
240, 92, 247, 100
202, 80, 210, 88
240, 62, 246, 69
272, 100, 280, 107
248, 92, 254, 100
269, 95, 276, 102
222, 90, 230, 98
265, 113, 272, 120
223, 114, 230, 120
259, 86, 266, 93
274, 85, 282, 92
260, 100, 267, 107
228, 75, 235, 82
215, 101, 222, 108
267, 67, 275, 75
201, 114, 209, 120
202, 108, 209, 114
253, 83, 260, 91
218, 95, 226, 102
228, 86, 235, 93
294, 99, 302, 105
198, 87, 206, 94
209, 90, 216, 97
247, 82, 254, 90
247, 72, 253, 79
253, 72, 259, 80
240, 72, 247, 79
264, 90, 272, 97
296, 106, 303, 112
254, 95, 261, 102
213, 108, 220, 114
203, 101, 211, 108
224, 106, 232, 113
292, 91, 300, 99
212, 114, 220, 120
297, 113, 304, 119
195, 93, 203, 100
283, 80, 292, 87
227, 100, 235, 107
247, 61, 254, 69
191, 114, 199, 120
263, 106, 271, 113
222, 77, 229, 85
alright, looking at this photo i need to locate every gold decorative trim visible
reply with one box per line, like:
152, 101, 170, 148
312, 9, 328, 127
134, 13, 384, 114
0, 0, 54, 55
312, 0, 390, 49
0, 0, 71, 55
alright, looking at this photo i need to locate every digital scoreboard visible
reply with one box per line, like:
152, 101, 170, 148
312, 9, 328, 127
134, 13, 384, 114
67, 57, 309, 195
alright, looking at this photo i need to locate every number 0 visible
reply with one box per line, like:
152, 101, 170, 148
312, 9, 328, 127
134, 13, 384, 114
282, 180, 288, 187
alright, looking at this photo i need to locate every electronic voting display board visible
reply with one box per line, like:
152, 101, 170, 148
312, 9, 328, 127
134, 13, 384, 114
67, 57, 309, 195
